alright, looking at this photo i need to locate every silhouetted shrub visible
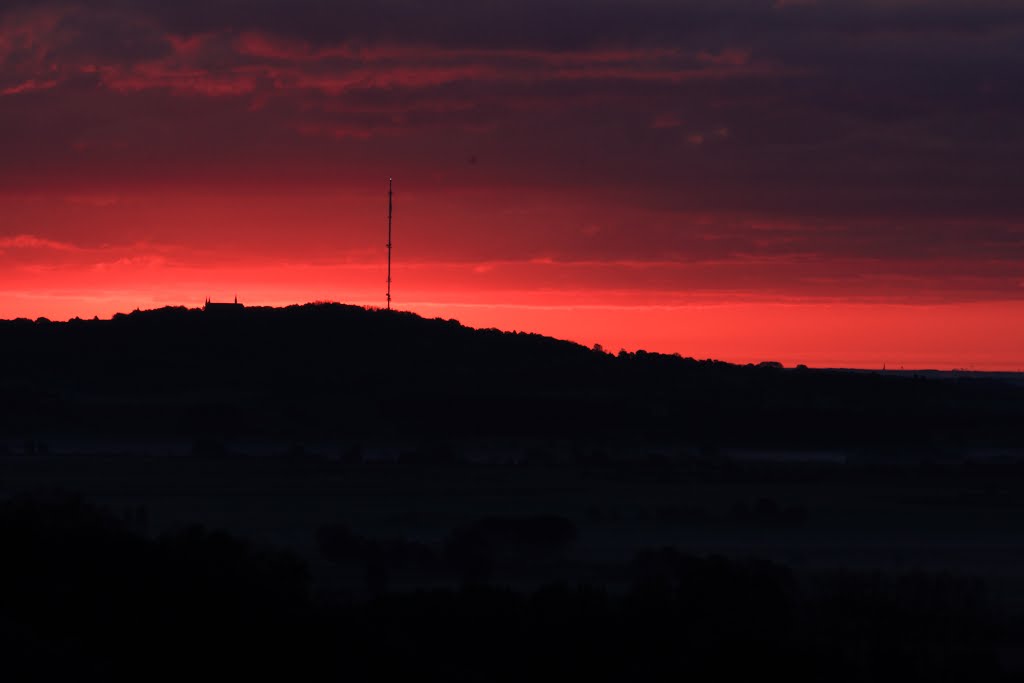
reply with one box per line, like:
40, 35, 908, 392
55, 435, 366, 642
318, 523, 371, 564
445, 515, 577, 584
318, 523, 437, 592
445, 527, 495, 584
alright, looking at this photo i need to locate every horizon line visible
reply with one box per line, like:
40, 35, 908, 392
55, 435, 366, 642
3, 300, 1022, 376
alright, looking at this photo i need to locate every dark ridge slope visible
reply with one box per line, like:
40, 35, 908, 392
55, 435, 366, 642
1, 303, 1021, 449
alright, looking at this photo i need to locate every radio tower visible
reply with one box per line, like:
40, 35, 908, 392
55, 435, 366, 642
386, 177, 393, 310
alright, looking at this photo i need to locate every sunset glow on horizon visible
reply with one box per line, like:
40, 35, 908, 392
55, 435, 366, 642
2, 1, 1022, 370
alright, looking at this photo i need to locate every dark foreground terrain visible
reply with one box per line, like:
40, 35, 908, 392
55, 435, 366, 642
3, 304, 1024, 679
3, 461, 1024, 681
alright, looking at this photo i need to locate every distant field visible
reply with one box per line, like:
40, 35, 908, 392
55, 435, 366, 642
849, 368, 1024, 386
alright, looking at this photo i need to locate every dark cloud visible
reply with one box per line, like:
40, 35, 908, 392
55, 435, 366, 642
6, 0, 1024, 49
0, 0, 1021, 302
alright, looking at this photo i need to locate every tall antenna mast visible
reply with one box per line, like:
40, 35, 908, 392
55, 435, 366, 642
386, 177, 393, 310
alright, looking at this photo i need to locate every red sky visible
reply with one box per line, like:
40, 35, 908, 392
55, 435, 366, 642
1, 1, 1022, 369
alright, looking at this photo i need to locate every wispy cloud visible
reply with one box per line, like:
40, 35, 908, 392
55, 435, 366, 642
0, 234, 79, 250
1, 78, 57, 96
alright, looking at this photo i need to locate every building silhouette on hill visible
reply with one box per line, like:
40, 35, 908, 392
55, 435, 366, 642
203, 296, 244, 314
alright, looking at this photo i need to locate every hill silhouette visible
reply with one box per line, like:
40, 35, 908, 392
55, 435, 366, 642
4, 305, 1024, 680
1, 303, 1022, 452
